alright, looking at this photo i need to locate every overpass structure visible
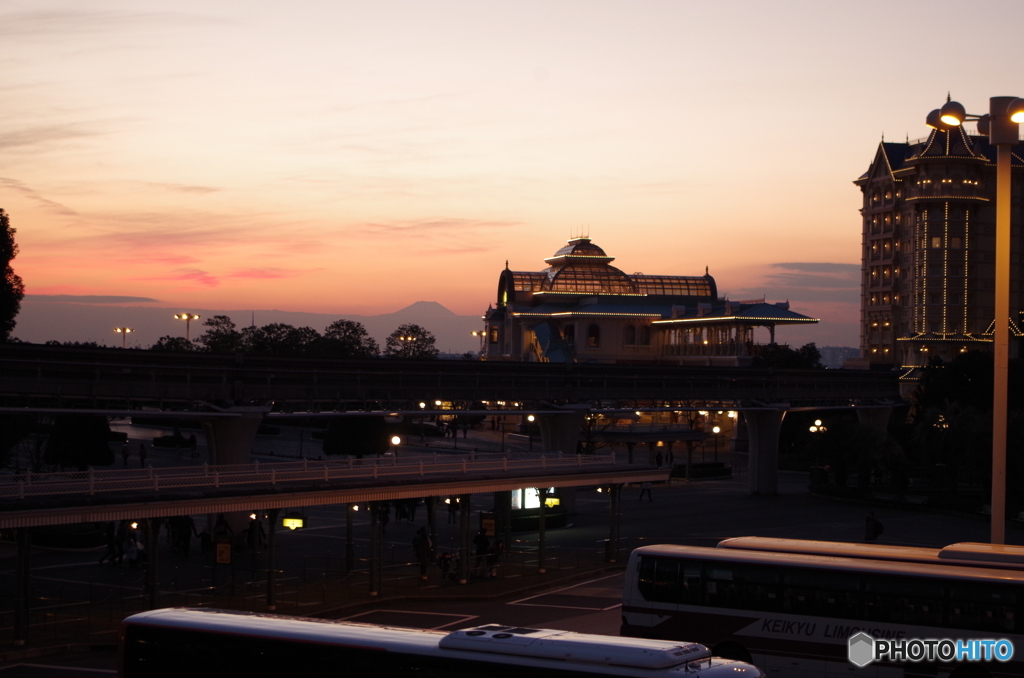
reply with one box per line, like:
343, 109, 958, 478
0, 343, 901, 496
0, 451, 664, 644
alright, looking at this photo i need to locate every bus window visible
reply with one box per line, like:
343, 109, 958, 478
638, 558, 702, 604
783, 570, 860, 619
863, 576, 943, 627
948, 583, 1018, 633
705, 564, 781, 611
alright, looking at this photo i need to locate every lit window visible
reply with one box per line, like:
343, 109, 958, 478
931, 237, 942, 248
587, 324, 600, 348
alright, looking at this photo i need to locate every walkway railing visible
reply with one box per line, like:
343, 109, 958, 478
0, 452, 616, 500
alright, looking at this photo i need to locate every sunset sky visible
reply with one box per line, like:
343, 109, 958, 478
4, 1, 1024, 347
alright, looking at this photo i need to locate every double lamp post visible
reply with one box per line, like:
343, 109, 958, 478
926, 95, 1024, 544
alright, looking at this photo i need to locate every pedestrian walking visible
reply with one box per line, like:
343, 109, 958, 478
138, 443, 147, 468
447, 497, 458, 525
121, 443, 130, 467
412, 527, 433, 580
639, 481, 653, 502
198, 526, 212, 555
865, 512, 884, 542
472, 528, 490, 576
98, 521, 118, 565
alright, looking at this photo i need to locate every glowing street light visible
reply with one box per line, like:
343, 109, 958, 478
114, 327, 134, 348
527, 414, 536, 451
927, 95, 1024, 544
173, 313, 201, 340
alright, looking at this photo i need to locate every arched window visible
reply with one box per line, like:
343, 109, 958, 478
639, 325, 651, 345
623, 325, 636, 345
587, 324, 600, 348
562, 324, 575, 346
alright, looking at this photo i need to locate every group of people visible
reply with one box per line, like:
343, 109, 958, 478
97, 520, 147, 567
412, 526, 505, 581
96, 515, 215, 566
120, 442, 148, 468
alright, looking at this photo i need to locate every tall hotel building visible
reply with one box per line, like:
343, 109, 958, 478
855, 123, 1024, 375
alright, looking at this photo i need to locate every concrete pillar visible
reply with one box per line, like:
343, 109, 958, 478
458, 494, 471, 584
538, 489, 547, 574
266, 508, 279, 610
746, 408, 787, 495
144, 519, 158, 609
345, 504, 355, 573
14, 528, 30, 645
606, 484, 621, 563
536, 405, 589, 455
369, 502, 381, 596
426, 497, 438, 555
200, 406, 270, 466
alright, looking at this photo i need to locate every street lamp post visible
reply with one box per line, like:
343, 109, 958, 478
928, 96, 1024, 544
711, 425, 721, 463
173, 313, 201, 341
471, 330, 485, 355
114, 327, 134, 348
527, 414, 535, 452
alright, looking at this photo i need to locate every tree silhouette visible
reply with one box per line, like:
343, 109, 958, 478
44, 414, 115, 470
240, 323, 320, 356
752, 342, 823, 369
322, 416, 389, 458
320, 319, 379, 358
196, 315, 244, 353
151, 336, 197, 352
385, 323, 439, 358
0, 209, 25, 342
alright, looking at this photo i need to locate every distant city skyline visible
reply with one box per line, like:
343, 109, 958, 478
4, 1, 1023, 347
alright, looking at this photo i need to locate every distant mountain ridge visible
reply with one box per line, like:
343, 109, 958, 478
15, 297, 482, 354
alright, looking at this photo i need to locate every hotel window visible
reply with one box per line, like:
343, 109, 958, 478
623, 325, 637, 345
951, 237, 962, 249
931, 237, 942, 248
587, 324, 600, 348
563, 324, 575, 345
639, 325, 651, 345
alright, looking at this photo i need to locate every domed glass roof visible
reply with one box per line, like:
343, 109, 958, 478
546, 237, 612, 263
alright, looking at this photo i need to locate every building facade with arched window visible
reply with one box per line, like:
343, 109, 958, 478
481, 237, 818, 365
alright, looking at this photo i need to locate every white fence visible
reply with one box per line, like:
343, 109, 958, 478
0, 452, 616, 499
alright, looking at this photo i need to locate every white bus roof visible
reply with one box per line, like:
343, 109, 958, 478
124, 609, 754, 676
717, 537, 1024, 569
441, 624, 710, 669
634, 544, 1024, 584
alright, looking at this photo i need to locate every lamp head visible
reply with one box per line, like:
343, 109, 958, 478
926, 109, 954, 131
1008, 98, 1024, 124
939, 100, 966, 126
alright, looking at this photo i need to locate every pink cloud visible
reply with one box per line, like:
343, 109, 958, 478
226, 268, 316, 280
130, 268, 219, 287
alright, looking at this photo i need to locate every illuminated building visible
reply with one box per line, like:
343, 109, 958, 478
482, 237, 817, 365
854, 125, 1024, 373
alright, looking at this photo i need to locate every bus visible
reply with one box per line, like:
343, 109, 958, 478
621, 543, 1024, 678
717, 537, 1024, 570
119, 608, 764, 678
